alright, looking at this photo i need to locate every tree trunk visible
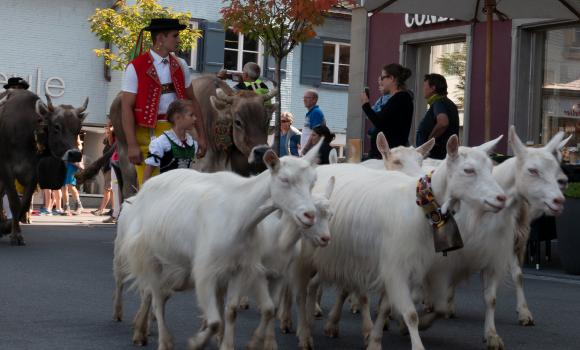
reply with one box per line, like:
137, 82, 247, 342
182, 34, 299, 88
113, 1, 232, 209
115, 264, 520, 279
273, 56, 283, 155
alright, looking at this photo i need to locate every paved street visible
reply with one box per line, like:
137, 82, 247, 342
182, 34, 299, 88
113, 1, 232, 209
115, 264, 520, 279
1, 218, 580, 350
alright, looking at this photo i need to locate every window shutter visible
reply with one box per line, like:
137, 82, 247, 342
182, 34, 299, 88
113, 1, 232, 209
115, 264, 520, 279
300, 37, 323, 86
201, 21, 225, 73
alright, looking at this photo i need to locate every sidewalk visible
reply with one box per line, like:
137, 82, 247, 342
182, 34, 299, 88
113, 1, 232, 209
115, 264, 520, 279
27, 208, 114, 226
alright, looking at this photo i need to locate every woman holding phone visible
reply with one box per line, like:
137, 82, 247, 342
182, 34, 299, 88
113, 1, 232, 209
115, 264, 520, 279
360, 63, 414, 159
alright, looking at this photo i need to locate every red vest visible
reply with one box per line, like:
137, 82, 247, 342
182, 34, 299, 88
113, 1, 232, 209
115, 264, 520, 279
131, 51, 186, 128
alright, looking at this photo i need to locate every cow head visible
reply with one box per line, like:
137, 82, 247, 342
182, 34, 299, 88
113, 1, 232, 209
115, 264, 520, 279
210, 88, 277, 158
35, 95, 88, 161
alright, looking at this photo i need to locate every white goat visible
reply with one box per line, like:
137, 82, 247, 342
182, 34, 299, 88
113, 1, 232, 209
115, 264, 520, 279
319, 132, 435, 338
116, 143, 322, 350
507, 133, 571, 326
419, 127, 567, 349
220, 176, 336, 350
295, 135, 507, 350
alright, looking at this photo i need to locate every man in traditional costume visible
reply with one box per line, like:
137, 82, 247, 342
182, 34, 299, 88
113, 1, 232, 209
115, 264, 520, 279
121, 18, 206, 186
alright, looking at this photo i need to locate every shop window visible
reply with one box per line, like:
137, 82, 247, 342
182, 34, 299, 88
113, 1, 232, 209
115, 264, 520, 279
541, 26, 580, 163
429, 42, 467, 132
223, 29, 264, 72
321, 42, 350, 85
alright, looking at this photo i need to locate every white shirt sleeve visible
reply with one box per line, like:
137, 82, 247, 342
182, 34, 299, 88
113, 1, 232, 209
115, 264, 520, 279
177, 57, 192, 88
121, 63, 138, 93
144, 135, 170, 167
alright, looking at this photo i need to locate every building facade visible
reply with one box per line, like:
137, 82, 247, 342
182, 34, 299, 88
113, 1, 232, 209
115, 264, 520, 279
1, 0, 352, 193
351, 10, 579, 159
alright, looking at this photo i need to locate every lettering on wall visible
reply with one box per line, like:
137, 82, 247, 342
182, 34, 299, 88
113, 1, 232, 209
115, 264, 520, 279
0, 68, 65, 97
404, 14, 453, 28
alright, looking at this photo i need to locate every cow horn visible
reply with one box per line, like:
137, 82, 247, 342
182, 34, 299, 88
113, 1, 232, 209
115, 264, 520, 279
215, 88, 234, 104
262, 88, 277, 102
76, 97, 89, 115
45, 94, 54, 111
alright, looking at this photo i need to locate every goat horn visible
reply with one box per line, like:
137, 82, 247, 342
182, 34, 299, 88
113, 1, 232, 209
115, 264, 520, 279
262, 88, 277, 102
215, 88, 234, 104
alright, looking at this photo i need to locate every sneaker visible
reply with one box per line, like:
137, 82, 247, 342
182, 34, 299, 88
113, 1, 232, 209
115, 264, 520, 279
52, 209, 64, 216
39, 207, 52, 216
106, 209, 113, 216
91, 209, 104, 216
102, 216, 117, 224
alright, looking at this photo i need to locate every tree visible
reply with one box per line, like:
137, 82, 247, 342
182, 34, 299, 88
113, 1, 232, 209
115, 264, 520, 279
89, 0, 202, 71
221, 0, 347, 154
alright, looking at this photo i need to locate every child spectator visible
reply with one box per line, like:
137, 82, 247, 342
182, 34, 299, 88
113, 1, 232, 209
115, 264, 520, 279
142, 100, 197, 183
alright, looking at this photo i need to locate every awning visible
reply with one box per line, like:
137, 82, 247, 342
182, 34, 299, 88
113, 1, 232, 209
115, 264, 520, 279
362, 0, 580, 21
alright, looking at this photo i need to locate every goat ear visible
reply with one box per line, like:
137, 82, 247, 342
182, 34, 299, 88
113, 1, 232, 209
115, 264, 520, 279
376, 132, 390, 159
509, 125, 527, 157
209, 95, 228, 113
559, 134, 573, 150
446, 134, 459, 159
324, 176, 336, 199
416, 138, 435, 158
303, 139, 324, 165
475, 134, 503, 154
554, 134, 574, 162
328, 148, 338, 164
263, 149, 280, 172
543, 130, 565, 157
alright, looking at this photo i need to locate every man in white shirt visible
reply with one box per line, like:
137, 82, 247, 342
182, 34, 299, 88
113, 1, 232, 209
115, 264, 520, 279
121, 18, 206, 186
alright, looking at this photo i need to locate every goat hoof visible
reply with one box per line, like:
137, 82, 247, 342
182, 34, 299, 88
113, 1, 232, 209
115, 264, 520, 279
366, 340, 382, 350
323, 322, 339, 338
298, 336, 314, 350
132, 336, 148, 346
314, 308, 323, 319
519, 317, 535, 326
485, 334, 505, 350
280, 319, 294, 334
518, 310, 535, 326
263, 338, 278, 350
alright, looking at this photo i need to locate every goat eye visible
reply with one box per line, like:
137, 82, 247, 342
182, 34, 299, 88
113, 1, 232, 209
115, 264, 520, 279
528, 168, 539, 176
558, 178, 568, 187
393, 160, 402, 165
464, 168, 475, 175
279, 177, 289, 184
234, 120, 243, 128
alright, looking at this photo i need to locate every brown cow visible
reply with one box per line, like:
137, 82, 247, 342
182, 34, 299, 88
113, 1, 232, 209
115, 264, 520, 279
108, 75, 276, 201
0, 90, 87, 245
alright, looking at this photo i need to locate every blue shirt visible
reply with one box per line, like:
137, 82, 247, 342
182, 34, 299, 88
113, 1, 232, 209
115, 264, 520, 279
305, 105, 325, 129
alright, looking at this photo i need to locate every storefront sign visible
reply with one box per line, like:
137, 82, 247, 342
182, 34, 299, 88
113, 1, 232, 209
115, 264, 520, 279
0, 68, 65, 97
405, 14, 452, 28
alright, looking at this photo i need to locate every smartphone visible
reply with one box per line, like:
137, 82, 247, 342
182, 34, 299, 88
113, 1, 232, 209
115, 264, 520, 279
364, 87, 370, 99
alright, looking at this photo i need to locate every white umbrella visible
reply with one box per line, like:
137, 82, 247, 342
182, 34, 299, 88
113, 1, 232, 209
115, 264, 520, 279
363, 0, 580, 140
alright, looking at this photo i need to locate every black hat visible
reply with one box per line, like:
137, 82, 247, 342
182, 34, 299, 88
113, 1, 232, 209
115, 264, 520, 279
144, 18, 187, 32
3, 77, 29, 90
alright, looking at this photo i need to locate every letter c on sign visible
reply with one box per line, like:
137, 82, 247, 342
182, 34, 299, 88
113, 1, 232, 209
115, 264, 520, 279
404, 14, 415, 28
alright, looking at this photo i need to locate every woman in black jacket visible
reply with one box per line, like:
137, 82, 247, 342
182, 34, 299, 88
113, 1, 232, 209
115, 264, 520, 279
310, 125, 335, 165
361, 63, 414, 159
